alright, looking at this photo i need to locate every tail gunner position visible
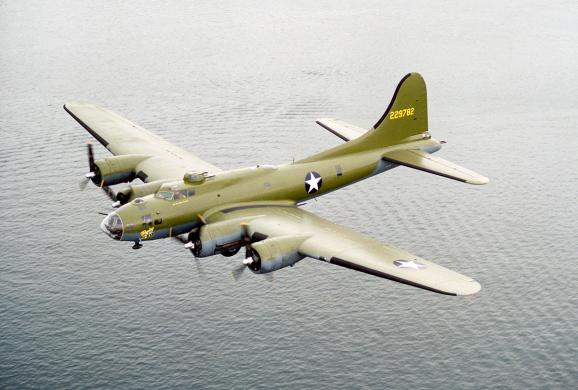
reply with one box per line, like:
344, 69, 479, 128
66, 73, 488, 296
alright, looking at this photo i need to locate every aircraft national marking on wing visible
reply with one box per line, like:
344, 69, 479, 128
393, 260, 427, 270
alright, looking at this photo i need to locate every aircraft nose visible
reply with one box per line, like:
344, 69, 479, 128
100, 212, 123, 240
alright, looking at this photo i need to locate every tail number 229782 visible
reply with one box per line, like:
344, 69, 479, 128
389, 107, 414, 120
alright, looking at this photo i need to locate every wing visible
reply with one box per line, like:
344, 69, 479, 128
64, 102, 220, 182
207, 204, 481, 296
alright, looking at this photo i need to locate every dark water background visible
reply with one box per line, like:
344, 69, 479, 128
1, 1, 577, 388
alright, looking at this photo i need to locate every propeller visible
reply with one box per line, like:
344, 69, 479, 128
79, 142, 117, 203
240, 222, 254, 264
181, 215, 207, 251
79, 142, 96, 190
101, 184, 117, 202
231, 222, 273, 284
173, 234, 205, 276
176, 221, 272, 283
232, 262, 275, 284
229, 223, 253, 281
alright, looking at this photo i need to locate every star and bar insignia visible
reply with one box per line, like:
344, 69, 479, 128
305, 171, 323, 194
393, 259, 426, 270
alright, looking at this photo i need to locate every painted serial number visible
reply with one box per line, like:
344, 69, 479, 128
389, 107, 414, 120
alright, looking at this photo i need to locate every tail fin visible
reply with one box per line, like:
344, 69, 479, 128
299, 73, 429, 163
367, 72, 428, 147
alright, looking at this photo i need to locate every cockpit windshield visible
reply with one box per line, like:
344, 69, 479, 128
154, 183, 195, 201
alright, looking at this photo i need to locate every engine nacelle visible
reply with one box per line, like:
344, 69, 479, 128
115, 180, 171, 205
248, 235, 307, 274
190, 218, 247, 257
92, 155, 150, 186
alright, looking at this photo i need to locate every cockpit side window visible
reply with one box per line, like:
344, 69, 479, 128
155, 186, 195, 201
173, 190, 187, 201
155, 191, 174, 200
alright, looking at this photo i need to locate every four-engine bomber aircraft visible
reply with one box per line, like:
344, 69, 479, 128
65, 73, 488, 296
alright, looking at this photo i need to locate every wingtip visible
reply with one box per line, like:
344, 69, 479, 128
437, 277, 481, 296
63, 101, 80, 112
466, 176, 490, 185
455, 280, 482, 296
64, 101, 97, 112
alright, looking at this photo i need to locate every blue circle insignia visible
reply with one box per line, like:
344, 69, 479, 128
305, 171, 323, 194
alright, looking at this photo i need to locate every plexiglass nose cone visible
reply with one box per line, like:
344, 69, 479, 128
100, 212, 123, 240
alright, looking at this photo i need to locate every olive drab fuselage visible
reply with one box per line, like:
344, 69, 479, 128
111, 137, 442, 243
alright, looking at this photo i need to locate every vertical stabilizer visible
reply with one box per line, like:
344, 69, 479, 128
368, 72, 428, 146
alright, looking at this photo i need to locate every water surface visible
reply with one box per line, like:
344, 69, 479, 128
1, 1, 577, 388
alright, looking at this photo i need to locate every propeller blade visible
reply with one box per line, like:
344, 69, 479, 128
81, 143, 97, 191
101, 185, 116, 201
172, 235, 205, 277
87, 142, 95, 171
79, 177, 90, 190
244, 245, 253, 261
173, 235, 187, 244
240, 222, 254, 260
263, 272, 274, 285
232, 263, 247, 281
192, 257, 205, 276
241, 223, 251, 241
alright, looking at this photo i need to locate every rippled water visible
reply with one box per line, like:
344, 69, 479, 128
1, 1, 577, 388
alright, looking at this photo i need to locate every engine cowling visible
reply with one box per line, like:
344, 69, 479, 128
248, 235, 307, 274
115, 180, 171, 205
190, 219, 247, 258
91, 155, 150, 186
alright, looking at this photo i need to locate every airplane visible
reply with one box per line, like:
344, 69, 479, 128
65, 72, 488, 296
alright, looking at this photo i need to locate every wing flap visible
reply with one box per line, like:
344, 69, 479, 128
382, 149, 489, 185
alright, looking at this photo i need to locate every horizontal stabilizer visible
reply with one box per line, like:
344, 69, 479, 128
382, 149, 489, 185
316, 118, 367, 142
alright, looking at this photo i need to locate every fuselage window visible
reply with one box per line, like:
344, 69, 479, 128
141, 214, 152, 228
335, 164, 343, 177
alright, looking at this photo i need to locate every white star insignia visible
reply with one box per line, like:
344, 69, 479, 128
394, 260, 426, 270
305, 173, 322, 193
